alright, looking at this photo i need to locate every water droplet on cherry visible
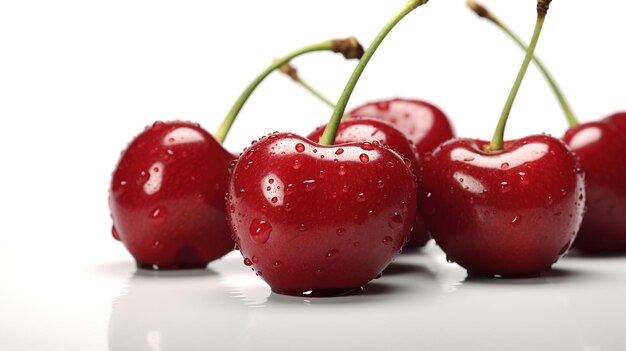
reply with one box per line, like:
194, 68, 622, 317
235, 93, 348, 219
249, 218, 272, 244
149, 207, 167, 226
295, 143, 305, 153
359, 154, 369, 163
382, 236, 393, 245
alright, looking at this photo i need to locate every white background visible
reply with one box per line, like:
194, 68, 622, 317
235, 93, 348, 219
1, 1, 625, 350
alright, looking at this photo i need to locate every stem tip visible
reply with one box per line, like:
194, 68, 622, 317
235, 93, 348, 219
537, 0, 552, 17
332, 37, 365, 60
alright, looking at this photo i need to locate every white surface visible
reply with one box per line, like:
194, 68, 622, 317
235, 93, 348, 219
1, 0, 626, 350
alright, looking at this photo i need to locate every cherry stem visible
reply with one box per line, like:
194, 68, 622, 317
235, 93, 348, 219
468, 0, 578, 127
489, 0, 551, 152
214, 38, 364, 143
318, 0, 430, 145
280, 63, 336, 108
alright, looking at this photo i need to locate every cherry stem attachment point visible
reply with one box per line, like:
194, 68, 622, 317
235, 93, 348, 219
280, 63, 336, 108
467, 0, 578, 127
318, 0, 430, 146
214, 38, 364, 143
489, 0, 552, 152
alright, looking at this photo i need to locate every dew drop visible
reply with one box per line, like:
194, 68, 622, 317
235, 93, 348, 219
303, 179, 317, 191
252, 256, 259, 263
273, 261, 281, 268
293, 159, 302, 169
249, 218, 272, 244
499, 181, 511, 193
501, 162, 510, 169
269, 178, 274, 184
338, 166, 347, 176
243, 258, 253, 266
375, 101, 391, 111
136, 171, 149, 185
111, 226, 121, 241
382, 236, 393, 245
511, 214, 522, 225
149, 207, 167, 226
119, 180, 127, 187
285, 183, 294, 195
359, 153, 370, 163
298, 224, 308, 232
326, 249, 338, 258
356, 193, 366, 202
271, 197, 278, 204
377, 180, 384, 189
342, 185, 349, 193
295, 143, 305, 153
561, 189, 568, 196
360, 142, 374, 150
335, 148, 344, 155
151, 121, 165, 131
389, 211, 403, 229
336, 227, 346, 236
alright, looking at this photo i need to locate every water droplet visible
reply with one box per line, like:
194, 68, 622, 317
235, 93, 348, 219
285, 183, 294, 195
338, 166, 347, 176
554, 211, 562, 217
149, 207, 167, 226
111, 226, 121, 241
501, 162, 510, 169
249, 218, 272, 244
375, 101, 391, 111
319, 170, 325, 178
389, 211, 403, 228
167, 137, 175, 143
151, 121, 165, 131
136, 171, 149, 185
561, 189, 568, 196
293, 159, 302, 169
356, 193, 366, 202
295, 143, 305, 153
511, 214, 522, 225
326, 249, 338, 258
243, 258, 253, 266
315, 268, 324, 275
335, 148, 344, 155
382, 236, 393, 245
273, 261, 281, 268
252, 256, 259, 263
271, 197, 278, 203
342, 185, 349, 193
360, 142, 374, 150
298, 224, 307, 232
255, 271, 263, 277
228, 160, 237, 169
119, 180, 127, 187
499, 181, 511, 193
377, 180, 384, 189
266, 186, 271, 191
336, 227, 346, 236
303, 179, 317, 191
579, 194, 584, 201
546, 196, 554, 206
269, 178, 274, 184
359, 153, 369, 163
446, 256, 455, 264
463, 157, 475, 162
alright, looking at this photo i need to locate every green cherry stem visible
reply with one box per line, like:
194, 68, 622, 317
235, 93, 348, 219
214, 38, 364, 143
319, 0, 430, 145
468, 0, 578, 127
489, 0, 552, 152
280, 63, 336, 108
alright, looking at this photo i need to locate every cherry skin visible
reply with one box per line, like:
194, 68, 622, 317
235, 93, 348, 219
418, 135, 585, 276
110, 121, 235, 269
307, 117, 429, 248
605, 112, 626, 132
227, 133, 417, 296
348, 98, 455, 156
563, 121, 626, 253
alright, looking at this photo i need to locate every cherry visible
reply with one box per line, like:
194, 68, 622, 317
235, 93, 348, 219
227, 134, 416, 295
228, 0, 429, 295
110, 122, 234, 269
109, 38, 364, 269
420, 0, 585, 276
307, 117, 429, 247
348, 98, 454, 156
469, 0, 626, 253
563, 123, 626, 252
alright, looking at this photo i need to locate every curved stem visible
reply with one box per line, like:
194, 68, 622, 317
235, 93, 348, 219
214, 40, 345, 143
319, 0, 429, 145
489, 15, 547, 152
280, 63, 336, 108
468, 0, 578, 127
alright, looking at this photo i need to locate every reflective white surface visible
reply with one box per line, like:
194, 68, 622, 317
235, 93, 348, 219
3, 242, 625, 351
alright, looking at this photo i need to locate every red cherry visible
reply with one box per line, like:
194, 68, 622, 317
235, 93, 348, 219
348, 98, 454, 156
307, 117, 429, 248
562, 122, 626, 252
227, 133, 417, 296
605, 112, 626, 132
110, 121, 235, 269
419, 136, 584, 275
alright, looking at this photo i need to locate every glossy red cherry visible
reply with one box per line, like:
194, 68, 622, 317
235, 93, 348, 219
605, 112, 626, 132
110, 121, 235, 269
307, 117, 429, 248
419, 136, 585, 275
227, 133, 417, 296
348, 98, 454, 156
563, 122, 626, 253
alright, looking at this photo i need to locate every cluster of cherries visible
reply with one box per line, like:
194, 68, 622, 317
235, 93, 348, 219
109, 0, 626, 297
